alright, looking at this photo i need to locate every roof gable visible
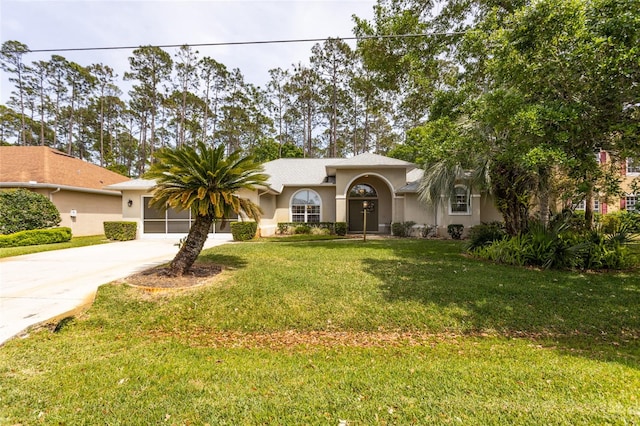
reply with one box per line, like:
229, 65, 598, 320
0, 146, 130, 190
261, 154, 420, 193
261, 158, 337, 193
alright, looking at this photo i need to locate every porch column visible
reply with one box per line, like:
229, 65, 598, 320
335, 195, 347, 222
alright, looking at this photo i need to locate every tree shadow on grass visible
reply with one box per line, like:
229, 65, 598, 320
198, 253, 248, 269
361, 240, 640, 368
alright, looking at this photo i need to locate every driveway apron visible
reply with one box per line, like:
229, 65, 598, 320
0, 236, 232, 345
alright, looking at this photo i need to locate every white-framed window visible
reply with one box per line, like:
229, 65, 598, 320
449, 185, 470, 215
627, 158, 640, 174
291, 189, 321, 223
574, 199, 600, 213
626, 195, 638, 212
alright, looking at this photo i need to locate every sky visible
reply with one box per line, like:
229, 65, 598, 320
0, 0, 376, 103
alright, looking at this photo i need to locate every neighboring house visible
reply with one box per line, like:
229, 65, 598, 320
0, 146, 130, 236
106, 152, 503, 238
622, 157, 640, 213
573, 151, 640, 215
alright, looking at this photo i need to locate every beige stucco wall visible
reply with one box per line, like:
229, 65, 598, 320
403, 194, 435, 226
433, 193, 481, 238
334, 168, 407, 196
345, 175, 394, 232
334, 169, 403, 232
119, 190, 147, 237
479, 194, 503, 223
33, 189, 122, 237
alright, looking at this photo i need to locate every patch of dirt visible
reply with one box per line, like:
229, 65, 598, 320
124, 262, 223, 289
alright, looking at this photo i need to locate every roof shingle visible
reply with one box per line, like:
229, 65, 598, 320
0, 146, 129, 190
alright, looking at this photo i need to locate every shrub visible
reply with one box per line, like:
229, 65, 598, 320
447, 224, 464, 240
0, 227, 72, 248
311, 226, 330, 236
467, 222, 506, 249
276, 222, 346, 236
418, 224, 435, 238
391, 221, 416, 237
334, 222, 347, 236
294, 224, 312, 234
0, 189, 61, 234
231, 221, 258, 241
277, 223, 290, 235
103, 221, 137, 241
471, 217, 636, 270
600, 211, 640, 234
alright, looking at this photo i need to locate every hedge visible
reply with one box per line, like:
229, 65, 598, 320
277, 222, 347, 236
0, 227, 72, 248
103, 221, 137, 241
0, 188, 61, 234
231, 221, 258, 241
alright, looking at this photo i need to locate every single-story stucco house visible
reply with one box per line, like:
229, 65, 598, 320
0, 146, 130, 236
106, 152, 503, 238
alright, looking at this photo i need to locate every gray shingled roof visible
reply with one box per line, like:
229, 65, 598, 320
327, 152, 416, 169
104, 179, 157, 191
106, 154, 424, 195
397, 168, 424, 193
261, 158, 338, 193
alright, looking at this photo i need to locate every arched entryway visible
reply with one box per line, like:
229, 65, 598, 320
348, 183, 379, 232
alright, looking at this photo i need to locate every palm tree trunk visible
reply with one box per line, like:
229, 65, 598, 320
168, 214, 213, 277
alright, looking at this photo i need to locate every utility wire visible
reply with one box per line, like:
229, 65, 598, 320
16, 32, 468, 54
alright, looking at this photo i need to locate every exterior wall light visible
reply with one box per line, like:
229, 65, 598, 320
127, 199, 133, 207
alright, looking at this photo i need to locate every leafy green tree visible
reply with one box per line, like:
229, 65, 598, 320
144, 142, 267, 276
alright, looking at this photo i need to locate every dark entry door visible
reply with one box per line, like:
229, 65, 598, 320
349, 199, 378, 232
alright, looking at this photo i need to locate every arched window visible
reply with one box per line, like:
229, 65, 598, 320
450, 185, 470, 214
291, 189, 321, 223
349, 183, 377, 198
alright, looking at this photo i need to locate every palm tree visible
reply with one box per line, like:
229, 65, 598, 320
145, 142, 268, 276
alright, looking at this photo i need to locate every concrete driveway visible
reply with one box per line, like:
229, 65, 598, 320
0, 235, 233, 345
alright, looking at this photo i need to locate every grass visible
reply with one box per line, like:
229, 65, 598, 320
260, 234, 348, 242
0, 234, 111, 259
1, 239, 639, 424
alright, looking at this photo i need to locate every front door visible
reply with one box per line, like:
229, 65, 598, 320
349, 199, 378, 232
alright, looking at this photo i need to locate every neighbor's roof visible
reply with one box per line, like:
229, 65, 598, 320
104, 178, 156, 191
0, 146, 129, 192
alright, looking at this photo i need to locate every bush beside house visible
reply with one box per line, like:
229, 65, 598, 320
0, 189, 61, 234
0, 227, 72, 248
103, 221, 137, 241
231, 222, 258, 241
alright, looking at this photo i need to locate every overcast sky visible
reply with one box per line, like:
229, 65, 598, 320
0, 0, 376, 103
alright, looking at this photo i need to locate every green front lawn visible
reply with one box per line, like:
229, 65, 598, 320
1, 239, 638, 424
0, 235, 110, 259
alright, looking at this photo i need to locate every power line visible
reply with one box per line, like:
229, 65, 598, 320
15, 32, 467, 54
